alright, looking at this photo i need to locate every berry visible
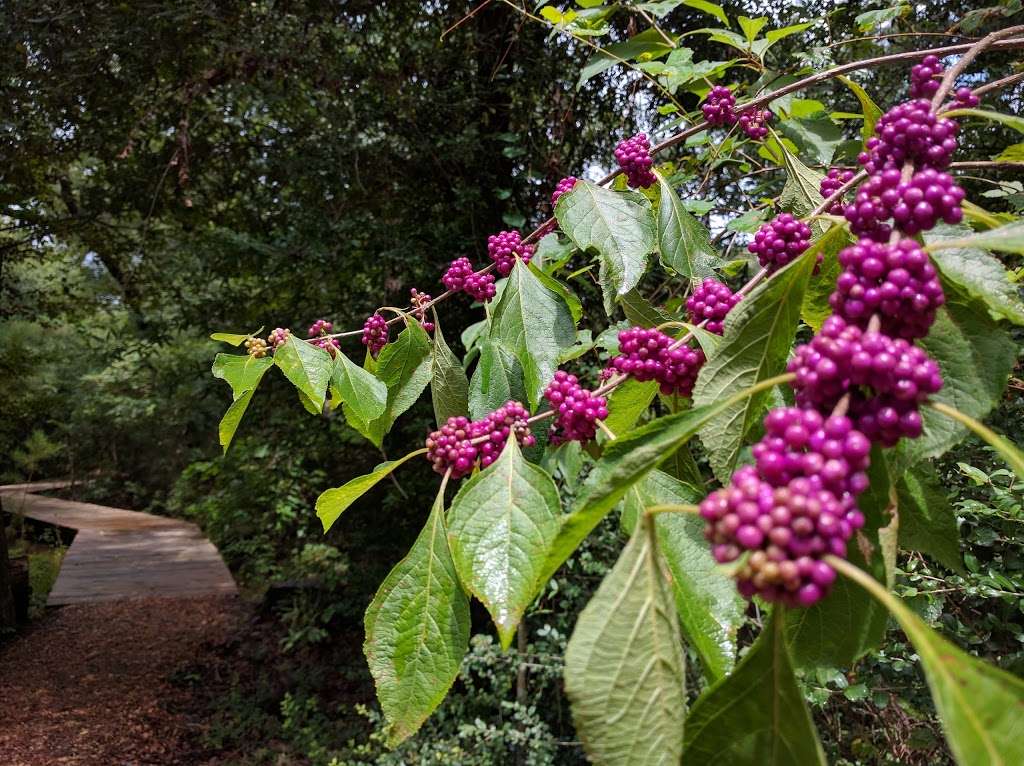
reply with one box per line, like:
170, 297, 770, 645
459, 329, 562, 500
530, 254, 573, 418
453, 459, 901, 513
425, 402, 536, 479
552, 176, 578, 206
910, 54, 943, 100
858, 99, 959, 174
830, 238, 944, 339
314, 336, 340, 357
955, 86, 979, 108
268, 328, 291, 348
410, 288, 435, 333
739, 108, 771, 141
686, 278, 742, 335
361, 313, 389, 357
699, 466, 862, 607
245, 337, 268, 358
464, 271, 497, 302
614, 133, 657, 189
608, 327, 705, 397
487, 230, 535, 277
819, 168, 856, 215
442, 257, 475, 292
748, 213, 813, 271
308, 318, 333, 337
544, 371, 608, 444
787, 316, 943, 446
702, 86, 737, 127
844, 166, 964, 237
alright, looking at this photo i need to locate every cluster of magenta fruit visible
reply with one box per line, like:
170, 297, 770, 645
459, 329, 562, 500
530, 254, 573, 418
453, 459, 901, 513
409, 289, 435, 333
748, 213, 814, 272
543, 371, 609, 445
308, 319, 340, 356
268, 327, 291, 348
425, 401, 535, 479
361, 314, 389, 357
607, 327, 706, 397
686, 278, 742, 335
700, 56, 966, 607
820, 168, 856, 215
614, 133, 657, 188
700, 86, 772, 140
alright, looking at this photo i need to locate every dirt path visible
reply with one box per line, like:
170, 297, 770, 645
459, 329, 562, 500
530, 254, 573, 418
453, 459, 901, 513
0, 595, 242, 765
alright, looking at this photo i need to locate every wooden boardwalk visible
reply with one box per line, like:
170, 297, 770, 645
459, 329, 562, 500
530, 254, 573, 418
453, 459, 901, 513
0, 482, 236, 605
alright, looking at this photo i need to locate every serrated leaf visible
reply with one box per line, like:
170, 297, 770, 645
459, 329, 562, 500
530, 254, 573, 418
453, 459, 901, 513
529, 261, 583, 323
683, 0, 729, 26
900, 282, 1016, 466
603, 378, 659, 437
641, 470, 744, 680
565, 515, 686, 766
316, 449, 426, 532
683, 612, 827, 765
837, 559, 1024, 766
556, 181, 656, 315
693, 254, 815, 482
801, 224, 854, 331
274, 337, 333, 411
468, 339, 527, 420
577, 28, 675, 88
213, 353, 274, 399
448, 438, 561, 649
779, 145, 826, 217
927, 219, 1024, 258
344, 321, 433, 447
430, 320, 469, 426
837, 75, 882, 140
618, 288, 678, 328
655, 171, 721, 283
331, 353, 387, 423
364, 483, 470, 747
778, 116, 843, 165
897, 464, 963, 572
210, 327, 263, 346
489, 259, 576, 409
944, 107, 1024, 135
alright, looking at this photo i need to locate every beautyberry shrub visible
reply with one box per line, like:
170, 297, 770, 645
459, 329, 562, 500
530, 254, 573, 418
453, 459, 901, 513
614, 133, 657, 188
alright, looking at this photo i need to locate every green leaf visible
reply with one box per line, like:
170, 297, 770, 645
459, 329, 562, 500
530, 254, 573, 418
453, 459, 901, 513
344, 321, 433, 447
618, 288, 678, 328
837, 75, 882, 140
448, 437, 561, 649
683, 612, 827, 765
737, 15, 767, 43
430, 320, 469, 426
330, 353, 387, 424
363, 482, 471, 747
836, 558, 1024, 766
489, 259, 576, 409
210, 327, 262, 346
565, 514, 686, 766
801, 224, 854, 331
212, 353, 274, 399
683, 0, 729, 25
577, 28, 675, 88
927, 220, 1024, 258
274, 337, 333, 411
655, 171, 721, 283
218, 389, 257, 453
529, 261, 583, 324
556, 181, 656, 315
897, 464, 963, 572
900, 283, 1016, 465
641, 470, 744, 680
995, 142, 1024, 163
779, 145, 826, 217
603, 379, 659, 437
316, 449, 427, 532
929, 402, 1024, 483
778, 117, 843, 165
925, 225, 1024, 325
855, 4, 908, 32
944, 107, 1024, 135
693, 254, 815, 482
468, 339, 527, 420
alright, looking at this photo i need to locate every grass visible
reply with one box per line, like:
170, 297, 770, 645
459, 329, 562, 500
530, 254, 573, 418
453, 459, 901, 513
8, 536, 65, 619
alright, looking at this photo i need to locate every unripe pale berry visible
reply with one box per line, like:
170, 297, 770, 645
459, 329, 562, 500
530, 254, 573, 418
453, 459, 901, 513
268, 328, 291, 348
410, 288, 434, 333
245, 337, 268, 358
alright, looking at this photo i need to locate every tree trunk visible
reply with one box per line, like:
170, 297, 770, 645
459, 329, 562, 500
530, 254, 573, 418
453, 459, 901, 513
0, 497, 17, 629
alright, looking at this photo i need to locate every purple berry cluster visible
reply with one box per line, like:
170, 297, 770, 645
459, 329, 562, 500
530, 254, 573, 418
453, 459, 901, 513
410, 289, 435, 333
954, 86, 979, 108
787, 316, 943, 446
910, 54, 943, 100
701, 86, 737, 126
819, 168, 856, 215
739, 109, 771, 140
608, 327, 705, 397
442, 257, 498, 303
614, 133, 657, 189
425, 401, 536, 479
268, 327, 291, 349
859, 99, 959, 174
845, 166, 964, 237
552, 176, 578, 206
686, 278, 742, 335
245, 337, 268, 358
361, 313, 389, 357
543, 371, 608, 445
487, 230, 535, 277
748, 214, 813, 272
830, 238, 944, 339
308, 319, 332, 337
308, 319, 339, 356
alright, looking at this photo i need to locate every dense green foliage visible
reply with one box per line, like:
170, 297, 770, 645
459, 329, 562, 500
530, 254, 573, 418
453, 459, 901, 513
4, 0, 1024, 763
